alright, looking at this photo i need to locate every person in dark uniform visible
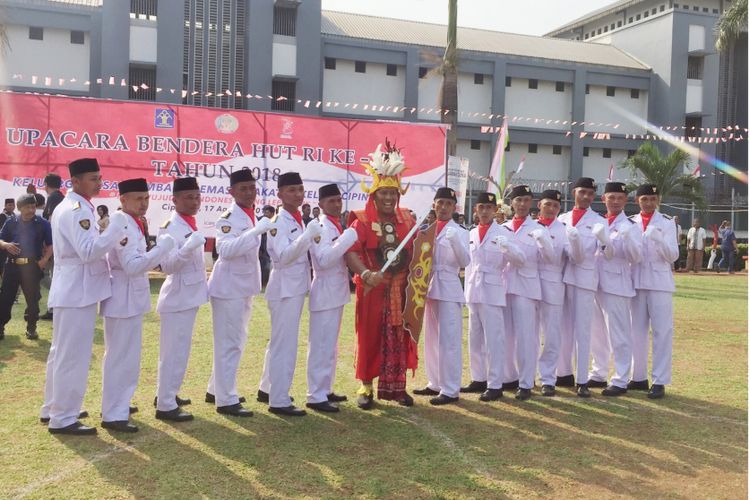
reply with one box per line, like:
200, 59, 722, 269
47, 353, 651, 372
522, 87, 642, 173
0, 194, 53, 340
0, 198, 16, 278
40, 173, 65, 321
259, 205, 275, 287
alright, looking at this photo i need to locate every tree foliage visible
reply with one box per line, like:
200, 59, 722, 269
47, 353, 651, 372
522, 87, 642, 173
715, 0, 747, 52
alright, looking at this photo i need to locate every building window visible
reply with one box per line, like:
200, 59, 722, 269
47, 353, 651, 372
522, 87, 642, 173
528, 78, 538, 89
661, 5, 666, 12
611, 23, 615, 29
419, 67, 428, 78
70, 30, 84, 44
603, 148, 612, 158
128, 64, 156, 101
629, 16, 634, 22
674, 2, 679, 7
29, 26, 43, 40
685, 116, 702, 137
130, 0, 157, 20
644, 11, 649, 18
505, 76, 512, 87
355, 61, 366, 73
387, 64, 398, 76
652, 8, 657, 14
604, 26, 609, 32
631, 88, 640, 99
324, 57, 336, 70
606, 86, 616, 97
617, 20, 622, 27
684, 5, 690, 9
583, 147, 590, 157
474, 73, 484, 85
591, 31, 596, 37
636, 13, 641, 20
553, 145, 562, 155
693, 6, 699, 11
470, 139, 481, 150
272, 79, 295, 112
628, 149, 636, 158
597, 28, 602, 34
273, 5, 296, 36
555, 81, 565, 92
528, 144, 538, 154
585, 84, 591, 94
687, 56, 704, 79
713, 8, 719, 14
702, 7, 709, 12
585, 33, 589, 39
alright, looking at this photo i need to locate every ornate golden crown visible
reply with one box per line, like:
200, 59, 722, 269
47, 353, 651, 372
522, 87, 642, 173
360, 139, 409, 195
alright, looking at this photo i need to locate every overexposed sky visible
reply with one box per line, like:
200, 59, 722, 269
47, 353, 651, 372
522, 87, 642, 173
321, 0, 616, 36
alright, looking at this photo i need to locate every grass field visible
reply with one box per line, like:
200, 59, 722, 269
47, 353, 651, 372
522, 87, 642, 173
0, 273, 746, 499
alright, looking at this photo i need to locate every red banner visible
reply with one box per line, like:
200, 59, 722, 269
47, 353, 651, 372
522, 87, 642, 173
0, 93, 447, 234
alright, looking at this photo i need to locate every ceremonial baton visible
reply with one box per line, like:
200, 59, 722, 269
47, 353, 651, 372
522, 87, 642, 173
379, 207, 432, 274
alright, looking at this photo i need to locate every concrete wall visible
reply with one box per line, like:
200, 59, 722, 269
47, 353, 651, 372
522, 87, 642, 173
504, 78, 572, 130
322, 59, 405, 117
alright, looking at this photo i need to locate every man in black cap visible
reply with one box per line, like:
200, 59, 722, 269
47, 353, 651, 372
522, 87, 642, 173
153, 177, 208, 422
203, 169, 274, 417
629, 184, 678, 399
306, 183, 358, 413
0, 198, 16, 277
535, 190, 569, 397
99, 178, 176, 432
257, 172, 321, 417
41, 158, 129, 435
501, 185, 554, 400
414, 187, 470, 406
557, 177, 613, 397
40, 173, 65, 320
0, 194, 52, 340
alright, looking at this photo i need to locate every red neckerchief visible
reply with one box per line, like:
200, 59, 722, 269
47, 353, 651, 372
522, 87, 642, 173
239, 205, 256, 224
640, 211, 654, 231
289, 209, 304, 228
512, 216, 525, 233
607, 213, 619, 226
436, 220, 449, 236
128, 213, 145, 236
179, 213, 197, 231
537, 217, 554, 227
327, 215, 343, 234
478, 222, 491, 242
78, 193, 95, 211
572, 207, 587, 227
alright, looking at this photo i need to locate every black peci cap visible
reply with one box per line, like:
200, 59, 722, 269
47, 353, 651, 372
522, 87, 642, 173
635, 184, 659, 197
118, 178, 149, 195
509, 185, 533, 199
572, 177, 596, 190
278, 172, 303, 188
540, 189, 562, 202
604, 182, 628, 194
68, 158, 100, 176
229, 168, 256, 186
173, 177, 200, 192
475, 192, 497, 204
319, 183, 341, 199
434, 187, 457, 202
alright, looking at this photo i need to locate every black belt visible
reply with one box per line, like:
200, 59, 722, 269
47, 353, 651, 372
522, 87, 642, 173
7, 258, 35, 265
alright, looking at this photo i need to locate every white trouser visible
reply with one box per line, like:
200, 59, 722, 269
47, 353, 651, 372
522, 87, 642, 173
588, 296, 611, 383
467, 303, 505, 389
156, 307, 198, 412
537, 301, 563, 387
46, 304, 97, 429
631, 289, 673, 386
561, 285, 595, 384
424, 298, 463, 398
307, 305, 344, 404
597, 292, 633, 388
208, 296, 253, 407
102, 315, 143, 422
261, 294, 305, 408
503, 305, 518, 384
505, 294, 539, 390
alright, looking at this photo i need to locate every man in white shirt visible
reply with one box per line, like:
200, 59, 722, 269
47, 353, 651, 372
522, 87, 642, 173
685, 218, 706, 273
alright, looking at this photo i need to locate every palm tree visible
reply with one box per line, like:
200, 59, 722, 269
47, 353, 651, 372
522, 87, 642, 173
622, 142, 706, 208
439, 0, 458, 160
715, 0, 747, 51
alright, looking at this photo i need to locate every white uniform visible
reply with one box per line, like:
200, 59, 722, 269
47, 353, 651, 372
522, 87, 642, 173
557, 208, 612, 384
155, 213, 209, 412
41, 192, 125, 429
630, 211, 678, 386
307, 215, 357, 404
100, 215, 171, 422
501, 216, 554, 390
536, 219, 568, 387
423, 220, 470, 399
588, 212, 643, 388
258, 208, 315, 408
206, 203, 263, 407
464, 222, 515, 390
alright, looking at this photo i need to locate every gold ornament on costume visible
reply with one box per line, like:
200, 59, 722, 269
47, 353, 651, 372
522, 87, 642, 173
360, 139, 410, 195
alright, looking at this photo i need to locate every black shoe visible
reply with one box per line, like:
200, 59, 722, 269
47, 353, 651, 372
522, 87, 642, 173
269, 405, 306, 417
479, 388, 503, 402
153, 395, 191, 408
48, 421, 97, 435
40, 311, 53, 321
306, 401, 340, 413
429, 394, 459, 406
327, 392, 348, 403
647, 384, 665, 399
541, 385, 556, 397
576, 384, 591, 398
556, 374, 575, 387
256, 390, 269, 403
627, 379, 650, 391
602, 385, 627, 397
413, 386, 440, 396
217, 403, 253, 417
502, 380, 519, 391
155, 408, 194, 422
587, 379, 607, 388
205, 392, 246, 404
398, 393, 414, 407
357, 393, 374, 410
40, 410, 88, 424
101, 420, 138, 433
129, 406, 138, 414
25, 329, 38, 340
515, 388, 532, 401
460, 380, 488, 393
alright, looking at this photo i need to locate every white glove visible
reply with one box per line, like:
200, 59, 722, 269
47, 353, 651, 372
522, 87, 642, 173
156, 233, 176, 253
566, 225, 579, 240
530, 229, 545, 241
182, 231, 206, 252
645, 226, 663, 242
493, 234, 509, 252
252, 216, 275, 235
592, 223, 610, 245
619, 223, 633, 240
445, 227, 456, 241
109, 211, 129, 231
304, 220, 323, 241
337, 227, 358, 248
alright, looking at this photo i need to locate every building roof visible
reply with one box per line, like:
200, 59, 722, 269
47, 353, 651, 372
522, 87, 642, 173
545, 0, 646, 37
321, 10, 650, 71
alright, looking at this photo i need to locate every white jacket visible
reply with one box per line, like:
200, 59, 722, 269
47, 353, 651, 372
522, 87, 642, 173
596, 212, 642, 298
558, 207, 611, 292
426, 219, 470, 303
265, 207, 312, 301
464, 222, 515, 307
630, 211, 678, 293
310, 214, 357, 312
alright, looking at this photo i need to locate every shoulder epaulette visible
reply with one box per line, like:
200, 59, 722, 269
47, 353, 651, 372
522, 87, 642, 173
220, 210, 231, 219
663, 214, 673, 220
271, 214, 279, 223
597, 212, 606, 218
627, 218, 635, 224
537, 221, 546, 226
160, 220, 171, 229
504, 225, 512, 232
72, 201, 81, 210
628, 214, 637, 220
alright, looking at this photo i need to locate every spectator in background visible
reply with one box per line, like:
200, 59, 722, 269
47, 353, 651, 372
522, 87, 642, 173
97, 205, 110, 233
302, 203, 313, 226
718, 220, 738, 274
0, 198, 16, 278
40, 173, 65, 321
685, 218, 707, 273
420, 210, 437, 231
674, 215, 683, 271
312, 206, 320, 219
259, 204, 275, 287
34, 193, 45, 218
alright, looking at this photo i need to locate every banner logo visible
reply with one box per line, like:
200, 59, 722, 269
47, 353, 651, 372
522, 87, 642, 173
154, 109, 175, 129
